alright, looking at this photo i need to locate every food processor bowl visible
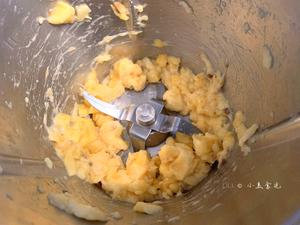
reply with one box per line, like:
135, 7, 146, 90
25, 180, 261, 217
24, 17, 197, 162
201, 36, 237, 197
0, 0, 300, 224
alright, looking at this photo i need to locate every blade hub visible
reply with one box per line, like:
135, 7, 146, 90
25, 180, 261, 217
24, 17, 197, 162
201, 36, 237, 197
135, 103, 156, 126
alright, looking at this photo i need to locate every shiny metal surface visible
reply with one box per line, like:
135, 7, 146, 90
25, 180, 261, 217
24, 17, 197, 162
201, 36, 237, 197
83, 91, 125, 119
84, 83, 199, 151
135, 103, 156, 126
0, 0, 300, 224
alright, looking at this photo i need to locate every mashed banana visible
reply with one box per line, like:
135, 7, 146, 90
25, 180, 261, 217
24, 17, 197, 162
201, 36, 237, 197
133, 202, 163, 215
47, 1, 76, 25
152, 39, 168, 48
75, 4, 92, 22
47, 1, 91, 25
49, 54, 237, 203
233, 111, 259, 155
111, 2, 130, 21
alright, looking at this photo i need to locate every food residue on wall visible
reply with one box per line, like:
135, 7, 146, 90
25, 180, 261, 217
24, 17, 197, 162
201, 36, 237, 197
110, 211, 122, 220
47, 1, 76, 25
93, 45, 112, 65
36, 16, 47, 25
167, 216, 181, 223
75, 4, 92, 22
47, 193, 108, 221
137, 14, 149, 27
178, 1, 193, 14
46, 1, 91, 25
133, 201, 163, 215
0, 164, 3, 174
24, 97, 29, 104
233, 111, 259, 155
44, 157, 53, 169
262, 45, 274, 69
111, 1, 130, 21
134, 4, 147, 13
152, 39, 168, 48
97, 30, 142, 46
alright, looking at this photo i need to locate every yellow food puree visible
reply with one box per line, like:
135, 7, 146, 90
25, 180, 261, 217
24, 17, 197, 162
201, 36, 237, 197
48, 54, 235, 203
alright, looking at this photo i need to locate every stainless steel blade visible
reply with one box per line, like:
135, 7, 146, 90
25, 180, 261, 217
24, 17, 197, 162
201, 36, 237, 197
151, 114, 201, 135
112, 83, 165, 108
82, 91, 123, 120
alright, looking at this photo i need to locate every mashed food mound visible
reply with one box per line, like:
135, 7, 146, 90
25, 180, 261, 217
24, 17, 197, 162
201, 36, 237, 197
49, 54, 236, 203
